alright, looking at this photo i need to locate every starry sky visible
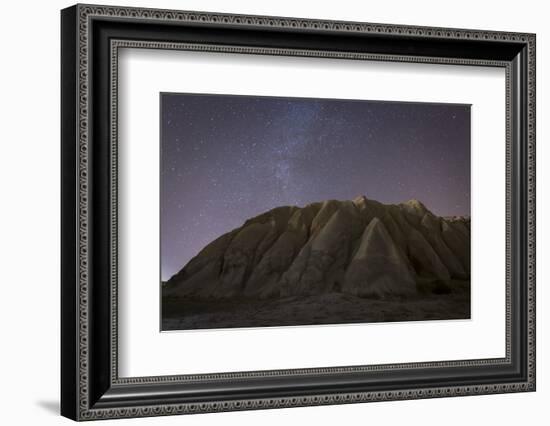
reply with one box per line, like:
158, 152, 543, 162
161, 93, 470, 281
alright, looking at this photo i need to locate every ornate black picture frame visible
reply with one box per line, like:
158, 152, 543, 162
61, 4, 536, 421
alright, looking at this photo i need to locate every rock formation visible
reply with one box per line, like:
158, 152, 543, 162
164, 196, 470, 300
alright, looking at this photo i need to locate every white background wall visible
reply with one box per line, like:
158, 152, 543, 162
0, 0, 547, 424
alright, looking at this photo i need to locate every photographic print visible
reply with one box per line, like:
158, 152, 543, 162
160, 93, 471, 331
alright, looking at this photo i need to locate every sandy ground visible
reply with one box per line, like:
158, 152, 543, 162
162, 280, 470, 331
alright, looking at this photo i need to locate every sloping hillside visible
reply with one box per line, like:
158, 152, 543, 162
164, 196, 470, 301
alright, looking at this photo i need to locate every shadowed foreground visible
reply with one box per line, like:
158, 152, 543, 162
162, 280, 470, 330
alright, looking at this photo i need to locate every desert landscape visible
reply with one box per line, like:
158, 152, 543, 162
162, 196, 470, 330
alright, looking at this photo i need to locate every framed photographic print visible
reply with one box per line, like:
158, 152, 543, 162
61, 4, 536, 421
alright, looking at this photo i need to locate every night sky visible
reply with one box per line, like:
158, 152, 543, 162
161, 93, 470, 281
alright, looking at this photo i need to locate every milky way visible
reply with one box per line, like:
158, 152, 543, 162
161, 93, 470, 280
